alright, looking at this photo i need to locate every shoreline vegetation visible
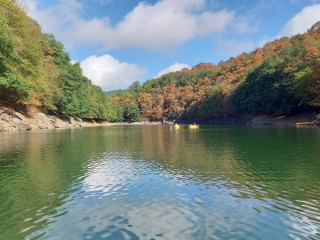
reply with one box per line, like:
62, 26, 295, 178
0, 106, 319, 132
1, 1, 320, 130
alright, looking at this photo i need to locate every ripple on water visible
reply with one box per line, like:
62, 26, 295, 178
1, 126, 320, 240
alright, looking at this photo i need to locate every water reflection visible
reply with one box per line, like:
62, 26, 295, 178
0, 126, 319, 239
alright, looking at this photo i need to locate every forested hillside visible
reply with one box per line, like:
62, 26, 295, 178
0, 0, 119, 121
112, 21, 320, 121
1, 0, 320, 123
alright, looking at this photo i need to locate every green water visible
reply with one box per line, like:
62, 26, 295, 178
0, 125, 320, 240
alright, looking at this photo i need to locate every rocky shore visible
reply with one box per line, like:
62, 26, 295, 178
0, 107, 114, 132
0, 106, 167, 132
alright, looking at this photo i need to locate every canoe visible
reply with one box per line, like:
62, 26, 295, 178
189, 125, 199, 129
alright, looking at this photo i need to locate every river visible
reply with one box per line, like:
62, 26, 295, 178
0, 125, 319, 239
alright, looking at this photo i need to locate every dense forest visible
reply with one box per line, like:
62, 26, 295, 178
112, 22, 320, 122
0, 0, 120, 121
1, 0, 320, 123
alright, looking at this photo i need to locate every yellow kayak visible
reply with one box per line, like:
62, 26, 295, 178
189, 125, 199, 129
174, 124, 180, 129
296, 121, 315, 125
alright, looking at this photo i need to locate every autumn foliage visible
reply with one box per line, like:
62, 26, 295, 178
112, 22, 320, 121
1, 0, 320, 122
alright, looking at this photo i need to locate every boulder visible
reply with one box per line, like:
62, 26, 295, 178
29, 124, 40, 130
14, 112, 27, 121
35, 113, 51, 124
54, 119, 69, 129
14, 123, 31, 131
12, 116, 22, 123
0, 113, 10, 122
69, 117, 75, 124
34, 112, 55, 129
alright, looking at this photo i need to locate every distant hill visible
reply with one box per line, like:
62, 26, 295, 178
112, 22, 320, 121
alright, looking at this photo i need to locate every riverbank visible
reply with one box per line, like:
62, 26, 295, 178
0, 109, 171, 132
0, 107, 110, 132
197, 112, 319, 126
177, 112, 320, 126
1, 106, 319, 132
0, 107, 165, 132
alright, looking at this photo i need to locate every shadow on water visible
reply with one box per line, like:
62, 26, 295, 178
0, 125, 319, 239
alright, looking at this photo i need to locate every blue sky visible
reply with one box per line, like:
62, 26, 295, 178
23, 0, 320, 91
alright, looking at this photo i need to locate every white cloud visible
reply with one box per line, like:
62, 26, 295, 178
155, 63, 190, 78
231, 12, 260, 34
232, 16, 259, 34
23, 0, 234, 51
216, 39, 255, 58
279, 4, 320, 37
24, 0, 82, 32
80, 55, 146, 91
258, 36, 273, 48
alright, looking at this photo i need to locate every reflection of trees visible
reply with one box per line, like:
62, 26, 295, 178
218, 127, 320, 219
0, 128, 112, 239
123, 126, 320, 203
0, 126, 320, 239
116, 125, 320, 233
129, 126, 320, 234
123, 125, 247, 185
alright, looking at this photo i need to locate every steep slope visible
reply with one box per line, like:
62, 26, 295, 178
112, 22, 320, 121
0, 0, 118, 121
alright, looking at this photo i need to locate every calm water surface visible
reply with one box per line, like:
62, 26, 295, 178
0, 125, 320, 240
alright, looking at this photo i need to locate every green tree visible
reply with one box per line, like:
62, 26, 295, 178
128, 81, 143, 96
124, 104, 141, 122
0, 11, 31, 103
232, 56, 300, 114
309, 21, 320, 31
44, 33, 70, 66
